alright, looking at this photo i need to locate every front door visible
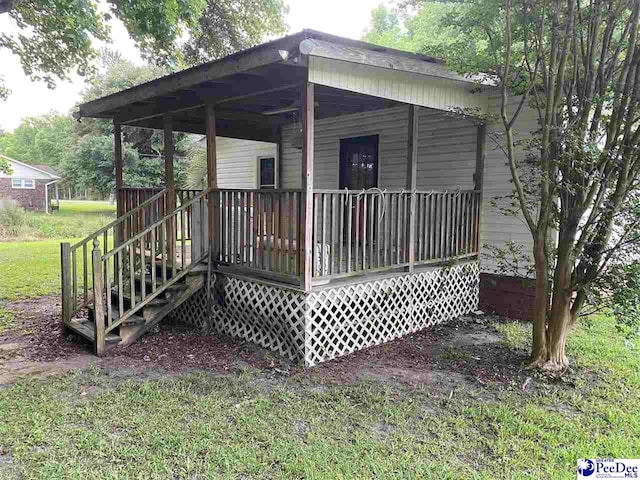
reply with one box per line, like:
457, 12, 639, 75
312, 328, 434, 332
339, 135, 379, 249
339, 135, 379, 190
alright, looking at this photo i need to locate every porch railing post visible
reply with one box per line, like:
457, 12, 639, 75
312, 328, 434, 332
300, 82, 315, 291
60, 242, 72, 326
91, 239, 106, 356
206, 104, 219, 260
406, 105, 419, 272
474, 124, 486, 253
164, 113, 177, 263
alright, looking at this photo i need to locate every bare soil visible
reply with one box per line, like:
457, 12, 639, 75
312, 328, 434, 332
0, 296, 548, 396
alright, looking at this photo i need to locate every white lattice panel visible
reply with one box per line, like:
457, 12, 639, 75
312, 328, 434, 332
304, 262, 479, 366
210, 276, 307, 361
171, 262, 479, 367
170, 288, 209, 331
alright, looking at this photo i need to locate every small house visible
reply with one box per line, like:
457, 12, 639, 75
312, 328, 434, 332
60, 30, 537, 365
0, 154, 61, 212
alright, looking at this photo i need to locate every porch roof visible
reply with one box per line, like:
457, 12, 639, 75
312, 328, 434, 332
76, 29, 484, 142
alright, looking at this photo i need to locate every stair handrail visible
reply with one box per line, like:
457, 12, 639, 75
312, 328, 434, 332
70, 188, 168, 253
95, 187, 213, 339
61, 188, 168, 326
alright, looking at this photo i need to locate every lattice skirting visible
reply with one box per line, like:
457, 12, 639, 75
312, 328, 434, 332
305, 262, 479, 366
171, 261, 479, 366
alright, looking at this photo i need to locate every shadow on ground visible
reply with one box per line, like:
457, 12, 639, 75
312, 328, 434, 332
0, 295, 568, 398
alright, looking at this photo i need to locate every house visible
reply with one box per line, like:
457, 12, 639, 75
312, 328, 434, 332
60, 30, 537, 365
0, 154, 61, 212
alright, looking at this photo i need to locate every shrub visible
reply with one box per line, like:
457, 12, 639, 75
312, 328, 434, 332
0, 203, 35, 238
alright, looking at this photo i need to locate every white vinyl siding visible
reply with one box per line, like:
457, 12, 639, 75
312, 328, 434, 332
215, 137, 277, 189
280, 106, 477, 191
309, 56, 489, 114
480, 94, 539, 275
11, 178, 35, 189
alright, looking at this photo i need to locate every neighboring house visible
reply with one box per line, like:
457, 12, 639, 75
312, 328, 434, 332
0, 154, 61, 212
63, 30, 539, 364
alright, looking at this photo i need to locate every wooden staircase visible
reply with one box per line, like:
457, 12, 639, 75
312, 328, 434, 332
66, 262, 208, 353
60, 188, 212, 355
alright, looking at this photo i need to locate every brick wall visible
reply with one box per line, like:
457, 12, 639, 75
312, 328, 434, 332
479, 273, 536, 321
0, 178, 48, 210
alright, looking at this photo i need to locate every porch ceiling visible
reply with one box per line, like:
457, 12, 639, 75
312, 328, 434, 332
76, 29, 479, 142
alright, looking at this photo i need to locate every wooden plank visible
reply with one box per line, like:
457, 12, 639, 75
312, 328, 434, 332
114, 121, 124, 246
60, 243, 72, 325
164, 113, 176, 265
300, 82, 315, 290
406, 105, 419, 272
92, 241, 106, 356
206, 104, 218, 259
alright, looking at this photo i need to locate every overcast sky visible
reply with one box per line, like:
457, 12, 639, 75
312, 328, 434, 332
0, 0, 386, 132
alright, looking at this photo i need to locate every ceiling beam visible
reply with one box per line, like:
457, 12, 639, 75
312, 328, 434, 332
115, 81, 303, 124
79, 34, 305, 118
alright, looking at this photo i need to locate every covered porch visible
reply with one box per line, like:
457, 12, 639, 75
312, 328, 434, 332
67, 30, 486, 364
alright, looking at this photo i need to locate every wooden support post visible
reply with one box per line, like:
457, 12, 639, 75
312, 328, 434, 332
206, 104, 219, 259
474, 124, 486, 252
406, 105, 419, 272
301, 82, 315, 291
114, 121, 124, 243
60, 242, 72, 326
164, 113, 176, 264
92, 239, 106, 356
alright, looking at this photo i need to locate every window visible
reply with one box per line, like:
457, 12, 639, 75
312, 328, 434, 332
339, 135, 379, 190
11, 178, 35, 189
259, 157, 276, 189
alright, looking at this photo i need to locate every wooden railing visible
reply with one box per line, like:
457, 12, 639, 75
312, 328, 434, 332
310, 189, 481, 280
211, 189, 303, 283
61, 189, 169, 324
90, 188, 212, 352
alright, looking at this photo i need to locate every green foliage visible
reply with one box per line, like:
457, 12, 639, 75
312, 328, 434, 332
0, 113, 74, 168
0, 201, 115, 241
0, 0, 110, 94
0, 154, 12, 174
0, 305, 16, 334
0, 203, 31, 237
182, 0, 288, 65
0, 0, 288, 95
608, 263, 640, 339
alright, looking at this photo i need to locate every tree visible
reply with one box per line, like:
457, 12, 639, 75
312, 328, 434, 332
366, 0, 640, 371
0, 113, 74, 168
0, 0, 287, 99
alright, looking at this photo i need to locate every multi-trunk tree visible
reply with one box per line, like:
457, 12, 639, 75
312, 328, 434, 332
365, 0, 640, 371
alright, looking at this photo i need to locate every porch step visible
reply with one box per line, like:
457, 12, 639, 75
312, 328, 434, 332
66, 319, 121, 345
87, 305, 146, 327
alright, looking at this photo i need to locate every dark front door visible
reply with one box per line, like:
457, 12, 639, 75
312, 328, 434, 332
339, 135, 379, 248
339, 135, 379, 190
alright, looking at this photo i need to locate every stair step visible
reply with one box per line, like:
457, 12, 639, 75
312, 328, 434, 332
88, 305, 147, 327
66, 319, 121, 344
109, 288, 169, 308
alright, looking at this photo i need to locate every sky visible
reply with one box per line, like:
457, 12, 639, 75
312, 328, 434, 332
0, 0, 386, 132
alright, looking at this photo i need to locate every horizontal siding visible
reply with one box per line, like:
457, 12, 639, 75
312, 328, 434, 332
215, 137, 277, 189
309, 56, 489, 113
281, 106, 478, 192
481, 95, 539, 275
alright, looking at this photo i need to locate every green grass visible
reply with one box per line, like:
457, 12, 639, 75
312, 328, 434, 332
0, 237, 111, 300
0, 239, 78, 300
1, 200, 115, 241
0, 316, 638, 479
0, 305, 15, 334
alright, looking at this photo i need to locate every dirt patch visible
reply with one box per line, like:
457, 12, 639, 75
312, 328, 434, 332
0, 297, 571, 398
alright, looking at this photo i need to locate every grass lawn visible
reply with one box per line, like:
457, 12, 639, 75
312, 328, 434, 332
0, 239, 79, 300
0, 315, 638, 479
0, 200, 116, 300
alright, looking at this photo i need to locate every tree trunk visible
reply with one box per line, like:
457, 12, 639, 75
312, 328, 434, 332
530, 237, 549, 366
545, 299, 571, 371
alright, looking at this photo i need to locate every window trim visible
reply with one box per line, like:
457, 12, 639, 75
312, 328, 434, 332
258, 155, 277, 189
11, 178, 36, 189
